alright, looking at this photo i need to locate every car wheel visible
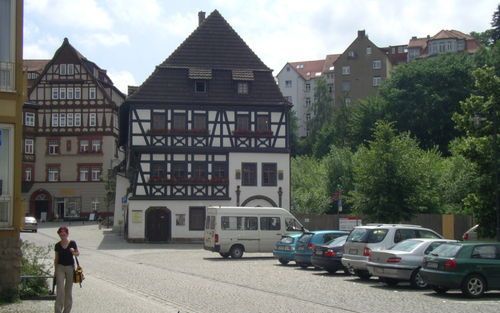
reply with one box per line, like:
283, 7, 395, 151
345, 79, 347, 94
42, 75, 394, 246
343, 267, 351, 275
219, 252, 230, 259
278, 258, 289, 265
326, 268, 339, 274
410, 268, 428, 289
355, 270, 372, 280
432, 286, 449, 294
462, 274, 486, 298
229, 245, 244, 259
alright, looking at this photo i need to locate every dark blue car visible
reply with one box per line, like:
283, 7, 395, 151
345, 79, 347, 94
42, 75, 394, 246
311, 235, 349, 274
295, 231, 350, 269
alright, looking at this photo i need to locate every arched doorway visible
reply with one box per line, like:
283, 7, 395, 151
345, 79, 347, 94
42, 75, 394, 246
30, 189, 52, 220
145, 207, 171, 242
241, 195, 277, 207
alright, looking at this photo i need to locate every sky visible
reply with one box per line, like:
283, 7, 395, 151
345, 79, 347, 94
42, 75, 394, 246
24, 0, 499, 94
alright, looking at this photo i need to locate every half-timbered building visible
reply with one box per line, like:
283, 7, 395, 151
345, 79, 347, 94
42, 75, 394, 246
118, 10, 291, 242
22, 38, 125, 220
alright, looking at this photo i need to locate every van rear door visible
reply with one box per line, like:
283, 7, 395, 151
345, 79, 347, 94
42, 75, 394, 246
259, 216, 284, 251
204, 215, 216, 250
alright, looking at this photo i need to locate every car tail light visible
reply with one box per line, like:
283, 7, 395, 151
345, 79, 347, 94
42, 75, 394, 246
386, 257, 401, 263
214, 234, 219, 244
324, 249, 336, 257
363, 247, 372, 257
462, 233, 469, 240
307, 243, 316, 250
444, 259, 457, 270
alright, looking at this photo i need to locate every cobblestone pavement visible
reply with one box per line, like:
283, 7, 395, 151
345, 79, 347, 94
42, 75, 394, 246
2, 222, 500, 313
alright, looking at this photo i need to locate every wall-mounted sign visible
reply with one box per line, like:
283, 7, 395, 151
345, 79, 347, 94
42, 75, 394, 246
131, 210, 142, 223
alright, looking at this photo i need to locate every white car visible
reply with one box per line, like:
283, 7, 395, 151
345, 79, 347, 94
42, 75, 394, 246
462, 224, 479, 240
22, 216, 38, 232
341, 224, 443, 280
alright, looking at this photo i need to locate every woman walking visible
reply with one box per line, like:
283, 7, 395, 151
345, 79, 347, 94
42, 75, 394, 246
54, 226, 79, 313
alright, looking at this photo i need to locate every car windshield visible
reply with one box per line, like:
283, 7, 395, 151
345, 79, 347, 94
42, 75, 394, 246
299, 234, 313, 243
326, 235, 347, 247
390, 239, 422, 252
347, 228, 388, 243
279, 236, 295, 244
430, 243, 462, 257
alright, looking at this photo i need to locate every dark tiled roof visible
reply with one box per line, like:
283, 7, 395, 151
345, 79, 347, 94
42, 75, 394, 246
161, 10, 269, 70
128, 10, 285, 105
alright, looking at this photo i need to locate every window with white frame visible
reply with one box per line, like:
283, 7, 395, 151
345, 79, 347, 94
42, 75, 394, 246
79, 167, 89, 181
25, 112, 35, 127
74, 87, 81, 99
51, 113, 59, 127
59, 87, 66, 99
47, 166, 60, 182
59, 64, 67, 75
91, 168, 101, 181
342, 66, 350, 75
305, 83, 311, 92
67, 64, 74, 75
24, 167, 32, 182
24, 139, 34, 154
285, 80, 292, 88
59, 113, 66, 127
89, 87, 96, 99
0, 125, 14, 227
91, 139, 101, 152
48, 139, 60, 155
67, 87, 74, 99
74, 113, 81, 126
366, 47, 372, 55
91, 198, 100, 210
52, 88, 59, 99
341, 81, 351, 92
372, 60, 382, 69
0, 0, 14, 91
89, 113, 97, 127
67, 113, 73, 127
237, 82, 249, 94
373, 76, 382, 87
305, 98, 311, 106
79, 139, 89, 153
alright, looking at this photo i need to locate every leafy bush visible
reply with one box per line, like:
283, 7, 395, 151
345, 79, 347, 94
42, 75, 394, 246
19, 241, 51, 298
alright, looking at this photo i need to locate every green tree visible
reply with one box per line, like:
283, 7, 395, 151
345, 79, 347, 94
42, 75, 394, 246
349, 96, 388, 147
291, 156, 330, 214
306, 77, 334, 140
452, 66, 500, 238
380, 53, 476, 154
471, 30, 494, 47
492, 4, 500, 43
350, 122, 441, 222
288, 109, 300, 156
323, 145, 354, 213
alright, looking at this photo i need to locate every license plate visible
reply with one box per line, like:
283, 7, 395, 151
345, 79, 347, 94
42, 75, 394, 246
349, 249, 358, 255
315, 250, 323, 255
427, 262, 438, 269
277, 246, 286, 251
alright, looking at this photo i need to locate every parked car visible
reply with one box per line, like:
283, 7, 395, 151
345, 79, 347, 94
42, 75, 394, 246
341, 224, 443, 280
295, 230, 349, 269
273, 233, 303, 265
22, 216, 38, 232
420, 242, 500, 298
311, 235, 349, 274
462, 224, 479, 241
366, 238, 456, 288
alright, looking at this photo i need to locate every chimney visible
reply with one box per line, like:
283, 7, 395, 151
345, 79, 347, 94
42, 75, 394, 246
411, 36, 417, 40
198, 11, 206, 26
357, 30, 365, 38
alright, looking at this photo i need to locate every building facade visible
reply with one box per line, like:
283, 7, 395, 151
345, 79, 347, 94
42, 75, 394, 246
407, 29, 480, 62
118, 10, 291, 242
0, 0, 24, 297
22, 38, 125, 221
333, 30, 392, 106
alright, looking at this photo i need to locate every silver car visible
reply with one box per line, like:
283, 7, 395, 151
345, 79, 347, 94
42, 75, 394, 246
366, 238, 456, 288
22, 216, 38, 232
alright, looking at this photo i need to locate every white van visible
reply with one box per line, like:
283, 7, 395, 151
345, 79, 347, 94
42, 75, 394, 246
204, 206, 304, 259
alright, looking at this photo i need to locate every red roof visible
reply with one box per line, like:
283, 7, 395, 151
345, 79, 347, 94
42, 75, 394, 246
289, 59, 325, 80
23, 59, 49, 72
431, 29, 474, 40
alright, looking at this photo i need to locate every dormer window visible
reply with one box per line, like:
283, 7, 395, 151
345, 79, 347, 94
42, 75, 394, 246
237, 82, 248, 94
195, 81, 207, 93
67, 64, 74, 75
59, 64, 67, 75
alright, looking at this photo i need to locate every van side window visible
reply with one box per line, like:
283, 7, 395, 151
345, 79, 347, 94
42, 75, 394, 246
221, 216, 258, 231
205, 216, 215, 230
285, 218, 301, 231
260, 217, 281, 231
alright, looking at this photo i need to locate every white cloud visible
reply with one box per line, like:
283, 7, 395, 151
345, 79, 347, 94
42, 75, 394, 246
107, 70, 137, 94
77, 33, 130, 48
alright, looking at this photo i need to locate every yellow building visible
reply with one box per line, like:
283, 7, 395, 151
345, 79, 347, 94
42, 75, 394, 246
0, 0, 24, 298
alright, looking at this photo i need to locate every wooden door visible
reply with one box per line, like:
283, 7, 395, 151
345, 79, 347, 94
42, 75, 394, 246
146, 208, 171, 242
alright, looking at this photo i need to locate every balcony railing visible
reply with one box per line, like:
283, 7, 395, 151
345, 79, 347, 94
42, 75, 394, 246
0, 61, 15, 92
